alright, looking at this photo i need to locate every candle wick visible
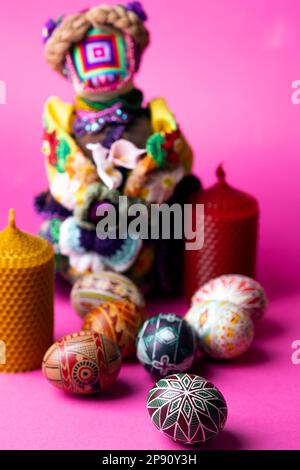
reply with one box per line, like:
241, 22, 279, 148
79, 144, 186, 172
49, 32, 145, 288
216, 164, 226, 182
8, 208, 16, 228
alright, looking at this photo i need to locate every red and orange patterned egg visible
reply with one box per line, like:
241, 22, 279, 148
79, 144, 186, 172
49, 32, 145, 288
71, 272, 145, 318
192, 274, 267, 320
82, 300, 147, 358
42, 331, 121, 395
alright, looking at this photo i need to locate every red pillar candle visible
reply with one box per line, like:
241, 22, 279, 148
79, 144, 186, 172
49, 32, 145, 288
184, 165, 259, 303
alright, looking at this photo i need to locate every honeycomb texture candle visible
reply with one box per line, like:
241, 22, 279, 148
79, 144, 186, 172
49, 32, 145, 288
0, 209, 54, 372
184, 166, 259, 302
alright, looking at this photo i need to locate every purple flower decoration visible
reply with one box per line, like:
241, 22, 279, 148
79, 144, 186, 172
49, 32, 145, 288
42, 16, 63, 43
126, 1, 148, 22
42, 19, 57, 43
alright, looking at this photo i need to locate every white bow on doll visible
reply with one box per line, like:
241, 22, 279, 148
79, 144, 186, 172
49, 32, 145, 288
87, 139, 146, 190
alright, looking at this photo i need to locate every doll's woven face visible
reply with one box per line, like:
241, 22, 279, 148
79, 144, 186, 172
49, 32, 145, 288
67, 26, 135, 95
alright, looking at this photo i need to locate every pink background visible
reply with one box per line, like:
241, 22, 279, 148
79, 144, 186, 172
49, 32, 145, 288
0, 0, 300, 450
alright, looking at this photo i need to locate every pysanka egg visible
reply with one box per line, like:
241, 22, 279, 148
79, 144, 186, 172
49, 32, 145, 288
192, 274, 267, 320
82, 300, 147, 358
185, 300, 254, 359
147, 373, 228, 444
71, 271, 145, 318
42, 331, 121, 394
136, 313, 196, 377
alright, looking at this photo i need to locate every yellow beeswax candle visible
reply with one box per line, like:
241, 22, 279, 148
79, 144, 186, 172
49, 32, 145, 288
0, 209, 54, 372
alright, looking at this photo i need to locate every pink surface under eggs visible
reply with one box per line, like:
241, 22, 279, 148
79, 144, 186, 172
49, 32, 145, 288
192, 274, 267, 320
185, 300, 254, 359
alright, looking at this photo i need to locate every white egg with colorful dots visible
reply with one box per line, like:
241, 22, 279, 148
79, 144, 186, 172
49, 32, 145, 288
192, 274, 267, 320
185, 300, 254, 359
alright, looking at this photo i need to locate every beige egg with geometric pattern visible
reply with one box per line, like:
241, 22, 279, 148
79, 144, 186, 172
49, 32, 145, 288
42, 331, 121, 394
71, 271, 145, 318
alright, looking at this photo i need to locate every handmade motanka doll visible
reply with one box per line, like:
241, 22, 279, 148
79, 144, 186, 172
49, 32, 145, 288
36, 2, 200, 293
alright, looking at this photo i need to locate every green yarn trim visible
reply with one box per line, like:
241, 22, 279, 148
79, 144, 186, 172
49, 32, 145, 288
55, 138, 71, 173
43, 116, 50, 133
146, 133, 167, 167
81, 88, 144, 112
49, 218, 61, 244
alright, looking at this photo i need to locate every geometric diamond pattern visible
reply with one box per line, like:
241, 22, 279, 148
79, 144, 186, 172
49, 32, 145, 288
156, 326, 178, 345
70, 28, 128, 86
136, 314, 196, 378
147, 373, 228, 444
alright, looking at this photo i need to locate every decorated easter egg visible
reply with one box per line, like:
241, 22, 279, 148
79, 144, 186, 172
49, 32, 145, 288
185, 300, 254, 359
71, 271, 145, 318
192, 274, 267, 320
82, 300, 147, 358
147, 373, 228, 444
136, 313, 196, 377
42, 331, 121, 394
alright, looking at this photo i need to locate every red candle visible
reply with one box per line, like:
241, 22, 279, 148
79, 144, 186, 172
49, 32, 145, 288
184, 165, 259, 303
